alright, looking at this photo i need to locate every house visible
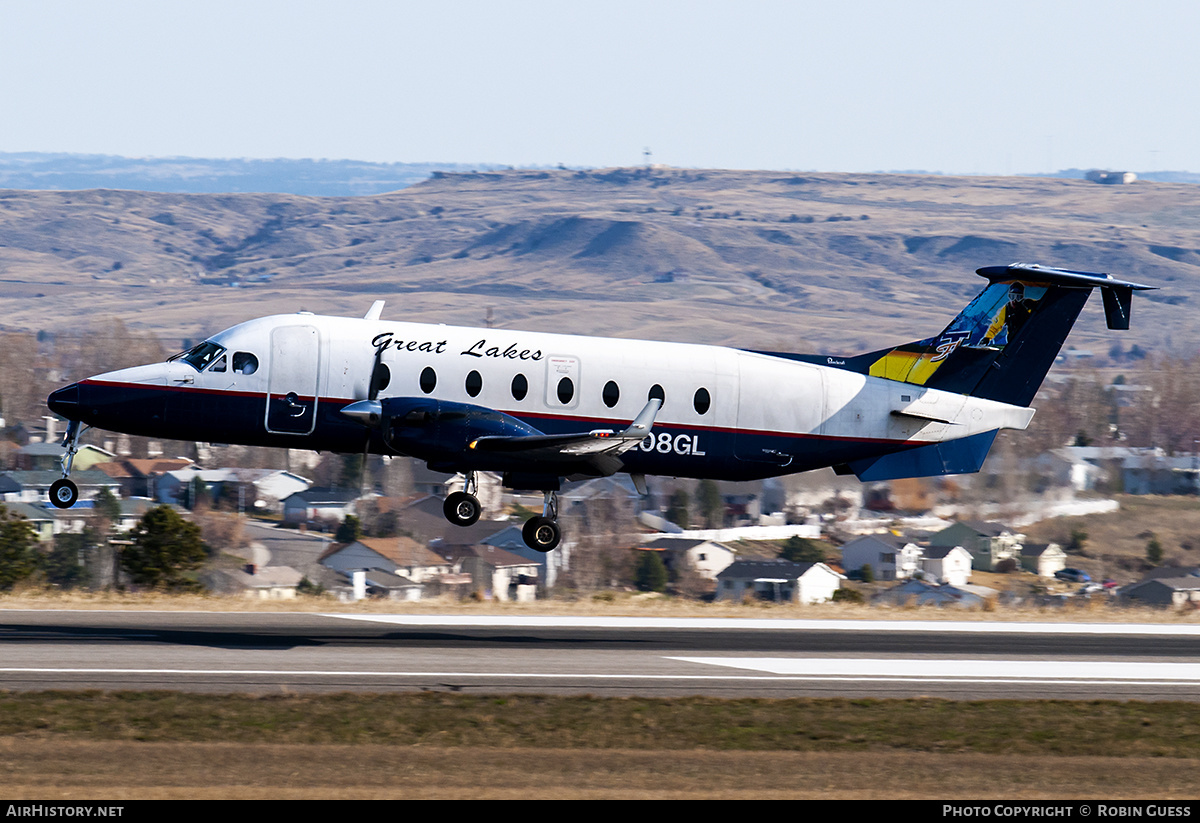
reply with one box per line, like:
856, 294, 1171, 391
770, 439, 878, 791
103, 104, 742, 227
93, 458, 194, 499
715, 559, 844, 604
1, 501, 58, 542
930, 521, 1023, 572
356, 568, 427, 601
840, 534, 922, 581
282, 487, 362, 526
636, 536, 735, 580
0, 470, 120, 505
920, 545, 973, 586
319, 536, 453, 585
1119, 568, 1200, 608
203, 564, 304, 599
1020, 543, 1067, 578
17, 441, 114, 472
433, 543, 539, 601
158, 468, 310, 512
872, 579, 987, 608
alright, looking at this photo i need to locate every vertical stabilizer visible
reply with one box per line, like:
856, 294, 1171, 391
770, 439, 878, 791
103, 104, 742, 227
857, 264, 1154, 407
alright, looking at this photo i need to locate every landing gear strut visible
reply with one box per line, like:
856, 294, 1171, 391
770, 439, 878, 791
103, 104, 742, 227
49, 420, 86, 509
443, 472, 482, 527
521, 490, 561, 553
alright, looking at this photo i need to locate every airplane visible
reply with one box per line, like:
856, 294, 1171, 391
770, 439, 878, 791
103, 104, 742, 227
46, 263, 1152, 552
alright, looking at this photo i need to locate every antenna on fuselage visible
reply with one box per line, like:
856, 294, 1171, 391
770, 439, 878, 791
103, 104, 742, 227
364, 300, 385, 321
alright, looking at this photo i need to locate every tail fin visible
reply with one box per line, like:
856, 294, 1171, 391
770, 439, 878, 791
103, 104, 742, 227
856, 264, 1155, 406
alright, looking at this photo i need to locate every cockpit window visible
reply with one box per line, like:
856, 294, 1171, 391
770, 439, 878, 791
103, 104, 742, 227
208, 354, 227, 373
169, 341, 226, 372
233, 352, 259, 375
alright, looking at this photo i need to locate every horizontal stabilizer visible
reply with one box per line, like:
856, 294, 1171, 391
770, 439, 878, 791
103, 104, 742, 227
977, 263, 1154, 332
846, 429, 999, 482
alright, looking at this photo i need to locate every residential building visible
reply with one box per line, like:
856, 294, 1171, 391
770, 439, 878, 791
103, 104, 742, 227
920, 545, 973, 586
716, 559, 844, 604
840, 533, 922, 581
930, 521, 1024, 572
1020, 543, 1067, 578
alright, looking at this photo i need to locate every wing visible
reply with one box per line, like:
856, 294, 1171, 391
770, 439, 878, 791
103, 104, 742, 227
342, 396, 661, 477
467, 399, 661, 474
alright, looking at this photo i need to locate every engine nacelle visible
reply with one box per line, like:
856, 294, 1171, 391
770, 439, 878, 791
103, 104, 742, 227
377, 397, 542, 465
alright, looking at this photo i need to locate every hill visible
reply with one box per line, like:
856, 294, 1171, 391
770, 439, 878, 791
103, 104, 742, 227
2, 168, 1198, 358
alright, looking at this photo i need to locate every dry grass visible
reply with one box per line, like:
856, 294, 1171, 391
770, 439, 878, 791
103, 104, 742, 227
5, 584, 1200, 623
0, 584, 1196, 624
1026, 495, 1200, 582
4, 691, 1200, 799
4, 741, 1198, 799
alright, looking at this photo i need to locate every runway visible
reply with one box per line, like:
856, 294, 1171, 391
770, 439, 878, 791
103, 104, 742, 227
3, 610, 1200, 700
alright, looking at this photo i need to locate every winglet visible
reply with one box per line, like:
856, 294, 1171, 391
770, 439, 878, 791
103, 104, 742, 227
364, 300, 386, 321
621, 398, 661, 439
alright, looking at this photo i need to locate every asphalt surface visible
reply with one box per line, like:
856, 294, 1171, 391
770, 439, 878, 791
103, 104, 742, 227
3, 610, 1200, 700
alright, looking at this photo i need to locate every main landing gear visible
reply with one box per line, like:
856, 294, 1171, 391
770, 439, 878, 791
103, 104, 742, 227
521, 491, 561, 553
441, 473, 561, 553
49, 420, 87, 509
443, 472, 482, 527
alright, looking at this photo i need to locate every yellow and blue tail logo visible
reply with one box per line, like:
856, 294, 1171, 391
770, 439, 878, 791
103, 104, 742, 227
854, 264, 1153, 407
868, 281, 1049, 386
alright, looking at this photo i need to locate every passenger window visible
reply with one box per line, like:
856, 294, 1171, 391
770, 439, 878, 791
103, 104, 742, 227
511, 373, 528, 401
370, 363, 390, 394
602, 380, 620, 408
694, 387, 711, 415
420, 367, 437, 394
233, 352, 258, 375
208, 355, 227, 373
648, 384, 665, 404
557, 376, 574, 405
465, 370, 483, 397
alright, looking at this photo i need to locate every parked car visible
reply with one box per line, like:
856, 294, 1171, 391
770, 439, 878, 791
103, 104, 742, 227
1055, 567, 1091, 583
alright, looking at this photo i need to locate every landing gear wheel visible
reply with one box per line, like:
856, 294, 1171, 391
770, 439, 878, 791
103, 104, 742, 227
443, 491, 481, 527
522, 515, 561, 553
50, 478, 78, 509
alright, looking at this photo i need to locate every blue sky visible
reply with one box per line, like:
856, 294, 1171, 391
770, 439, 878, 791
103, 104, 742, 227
2, 0, 1197, 174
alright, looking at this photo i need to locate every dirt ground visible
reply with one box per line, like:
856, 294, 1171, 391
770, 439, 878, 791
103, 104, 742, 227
3, 740, 1199, 800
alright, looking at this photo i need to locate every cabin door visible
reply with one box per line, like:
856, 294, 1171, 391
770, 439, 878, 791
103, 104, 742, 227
265, 325, 321, 435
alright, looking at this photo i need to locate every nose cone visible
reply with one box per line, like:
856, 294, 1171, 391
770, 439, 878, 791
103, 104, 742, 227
47, 383, 81, 419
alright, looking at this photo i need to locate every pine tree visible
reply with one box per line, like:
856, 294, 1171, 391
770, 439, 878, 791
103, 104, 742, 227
122, 506, 208, 591
0, 504, 38, 590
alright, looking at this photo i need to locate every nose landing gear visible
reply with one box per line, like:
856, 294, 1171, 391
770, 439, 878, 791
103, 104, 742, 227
49, 420, 88, 509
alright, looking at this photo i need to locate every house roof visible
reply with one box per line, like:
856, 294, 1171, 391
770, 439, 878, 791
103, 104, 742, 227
331, 536, 449, 568
0, 470, 120, 490
958, 520, 1013, 537
637, 536, 729, 552
923, 545, 969, 559
94, 458, 195, 479
283, 487, 360, 506
221, 565, 304, 589
436, 543, 538, 568
429, 519, 514, 547
1122, 576, 1200, 596
717, 559, 841, 581
19, 442, 114, 458
354, 568, 421, 589
841, 533, 914, 552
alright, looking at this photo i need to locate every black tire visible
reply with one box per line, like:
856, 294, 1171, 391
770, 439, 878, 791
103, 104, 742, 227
443, 491, 481, 527
49, 478, 78, 509
522, 516, 561, 553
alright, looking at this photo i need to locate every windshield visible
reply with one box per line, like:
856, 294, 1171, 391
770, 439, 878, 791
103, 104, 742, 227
168, 341, 227, 372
